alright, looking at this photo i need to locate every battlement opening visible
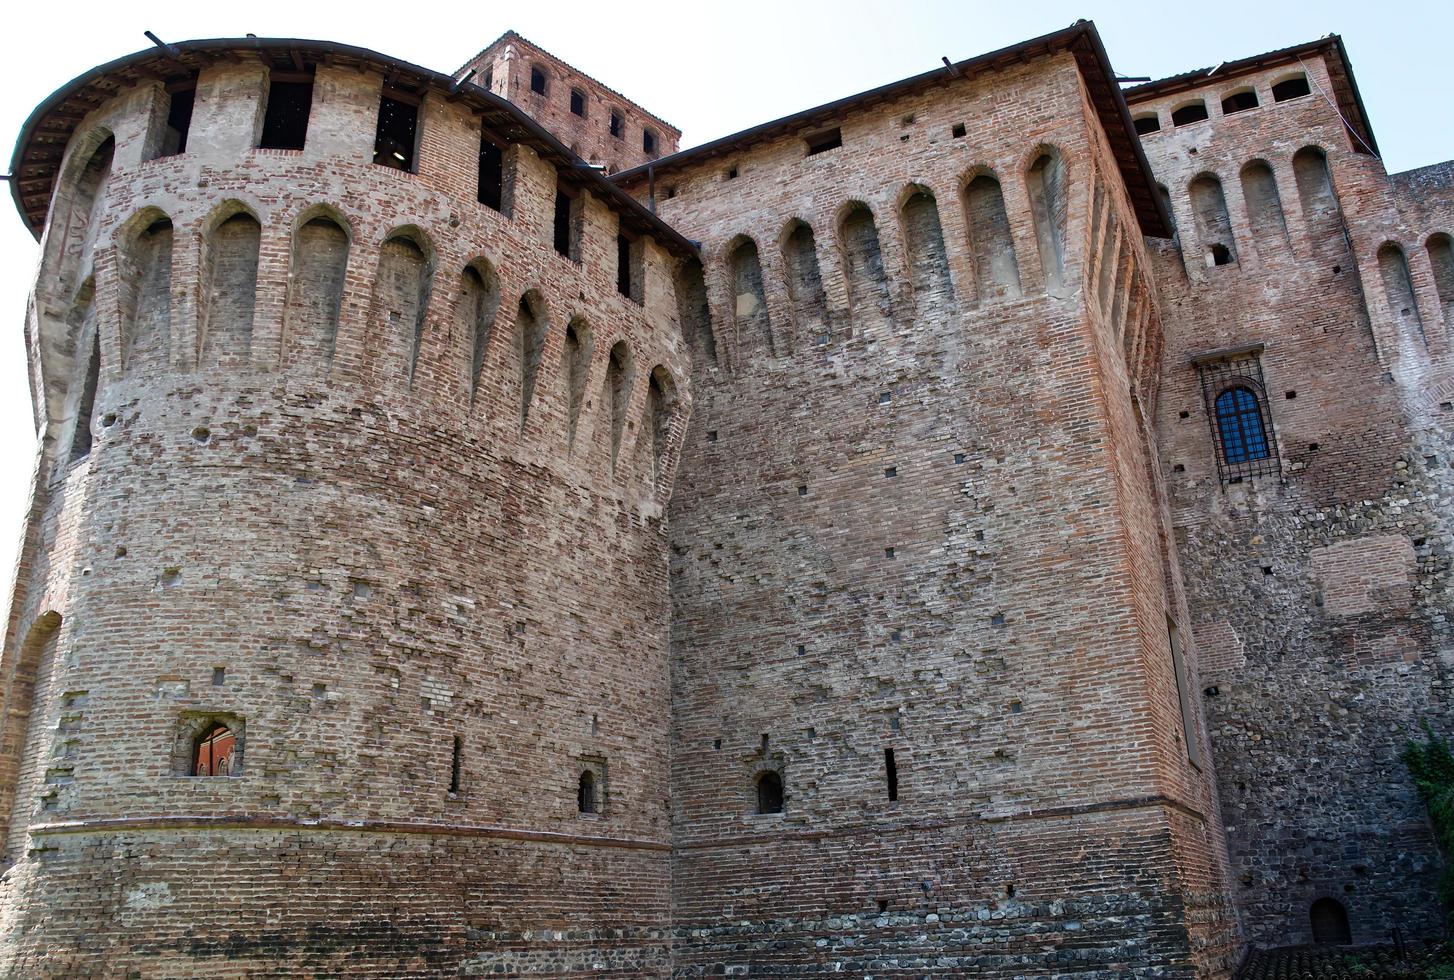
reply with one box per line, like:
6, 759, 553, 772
259, 75, 315, 150
373, 90, 419, 172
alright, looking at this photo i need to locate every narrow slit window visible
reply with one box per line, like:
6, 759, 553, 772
617, 234, 633, 297
373, 92, 419, 172
1133, 113, 1161, 135
259, 77, 314, 150
449, 736, 462, 793
884, 747, 899, 801
478, 132, 503, 211
756, 771, 784, 814
554, 190, 573, 258
159, 85, 196, 157
577, 770, 597, 813
805, 127, 843, 156
1272, 74, 1312, 102
570, 88, 586, 117
530, 67, 548, 96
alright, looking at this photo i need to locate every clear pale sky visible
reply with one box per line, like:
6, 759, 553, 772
0, 0, 1450, 595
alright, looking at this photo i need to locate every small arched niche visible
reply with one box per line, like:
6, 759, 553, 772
962, 172, 1021, 302
373, 229, 434, 384
838, 202, 893, 324
1188, 174, 1237, 267
728, 236, 773, 358
1425, 233, 1454, 328
1026, 150, 1068, 292
782, 220, 828, 340
674, 257, 717, 367
516, 289, 549, 426
1239, 161, 1290, 253
642, 365, 678, 487
457, 260, 500, 404
1378, 242, 1425, 344
286, 209, 350, 369
562, 315, 594, 448
604, 340, 634, 471
119, 211, 175, 377
199, 207, 263, 370
899, 186, 953, 315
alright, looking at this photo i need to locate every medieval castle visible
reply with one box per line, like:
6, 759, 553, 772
0, 18, 1450, 978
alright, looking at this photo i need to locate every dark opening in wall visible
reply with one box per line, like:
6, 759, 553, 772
482, 68, 493, 91
617, 234, 637, 299
1310, 897, 1351, 944
756, 771, 784, 814
643, 128, 658, 156
951, 123, 966, 138
1272, 74, 1312, 102
259, 78, 314, 150
609, 111, 623, 138
1220, 89, 1259, 115
449, 736, 462, 793
570, 88, 586, 117
884, 748, 899, 801
373, 91, 419, 172
805, 127, 842, 156
158, 85, 195, 157
1133, 113, 1161, 135
70, 328, 100, 461
1210, 243, 1232, 266
1171, 101, 1209, 126
530, 66, 547, 95
577, 770, 597, 813
478, 131, 504, 211
192, 722, 238, 776
554, 190, 574, 258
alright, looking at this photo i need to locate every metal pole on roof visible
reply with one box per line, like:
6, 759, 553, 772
144, 31, 183, 60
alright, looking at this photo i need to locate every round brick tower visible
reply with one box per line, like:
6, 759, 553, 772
0, 38, 692, 976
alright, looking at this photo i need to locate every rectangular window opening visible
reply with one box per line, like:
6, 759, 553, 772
374, 91, 419, 172
478, 131, 504, 211
884, 747, 899, 801
449, 735, 463, 793
159, 85, 196, 157
554, 190, 575, 259
805, 127, 843, 156
259, 77, 314, 150
609, 111, 623, 138
530, 67, 547, 96
616, 233, 634, 299
570, 88, 586, 117
643, 129, 658, 156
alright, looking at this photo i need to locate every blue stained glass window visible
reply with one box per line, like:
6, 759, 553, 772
1215, 386, 1270, 464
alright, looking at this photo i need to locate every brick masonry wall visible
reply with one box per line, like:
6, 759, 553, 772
461, 34, 680, 176
634, 52, 1238, 978
1132, 50, 1454, 949
0, 58, 690, 976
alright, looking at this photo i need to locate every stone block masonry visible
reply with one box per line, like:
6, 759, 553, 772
0, 17, 1451, 980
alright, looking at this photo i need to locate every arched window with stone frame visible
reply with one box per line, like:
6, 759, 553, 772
172, 713, 244, 777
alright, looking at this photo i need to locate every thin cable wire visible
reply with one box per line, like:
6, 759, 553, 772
1297, 55, 1379, 158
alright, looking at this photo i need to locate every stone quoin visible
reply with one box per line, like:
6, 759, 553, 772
0, 20, 1450, 978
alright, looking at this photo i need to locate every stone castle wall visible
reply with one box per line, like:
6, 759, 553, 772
1131, 51, 1454, 948
639, 49, 1238, 977
0, 51, 691, 977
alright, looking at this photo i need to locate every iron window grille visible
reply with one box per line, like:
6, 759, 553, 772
1192, 345, 1281, 484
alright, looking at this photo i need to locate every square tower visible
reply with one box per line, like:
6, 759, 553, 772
458, 30, 680, 174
